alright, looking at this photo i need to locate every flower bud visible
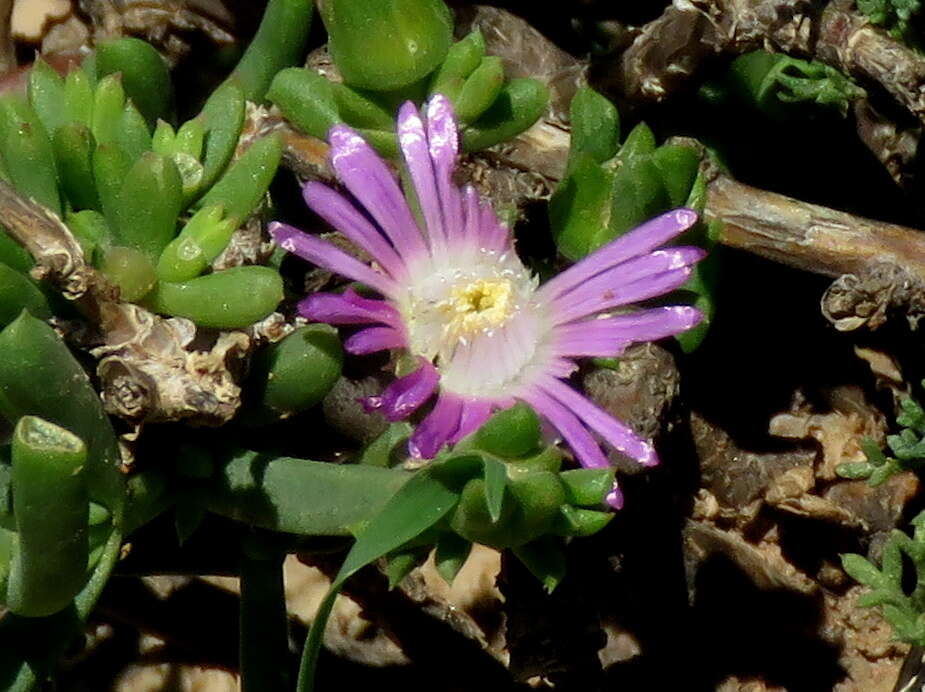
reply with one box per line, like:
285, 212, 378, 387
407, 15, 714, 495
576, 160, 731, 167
553, 505, 613, 537
559, 468, 616, 506
505, 471, 566, 545
448, 477, 516, 547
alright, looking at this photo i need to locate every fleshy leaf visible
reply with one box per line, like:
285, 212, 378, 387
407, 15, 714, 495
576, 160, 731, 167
435, 532, 472, 585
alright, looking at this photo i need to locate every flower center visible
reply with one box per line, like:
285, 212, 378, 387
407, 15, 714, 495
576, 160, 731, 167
401, 249, 545, 395
441, 278, 513, 338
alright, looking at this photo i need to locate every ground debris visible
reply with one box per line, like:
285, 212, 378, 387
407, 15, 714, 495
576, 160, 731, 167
688, 385, 916, 691
684, 520, 818, 595
825, 587, 910, 692
770, 386, 887, 480
692, 410, 816, 516
77, 0, 235, 62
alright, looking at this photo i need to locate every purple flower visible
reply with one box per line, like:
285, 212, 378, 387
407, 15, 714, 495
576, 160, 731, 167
270, 95, 705, 509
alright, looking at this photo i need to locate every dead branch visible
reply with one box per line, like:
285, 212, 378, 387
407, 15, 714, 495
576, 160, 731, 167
706, 172, 925, 280
704, 169, 925, 330
593, 0, 925, 188
598, 0, 925, 115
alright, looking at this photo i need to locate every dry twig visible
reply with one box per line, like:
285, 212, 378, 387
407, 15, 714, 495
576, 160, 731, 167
592, 0, 925, 188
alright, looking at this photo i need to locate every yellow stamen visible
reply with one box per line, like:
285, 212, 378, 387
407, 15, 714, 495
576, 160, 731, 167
440, 278, 513, 338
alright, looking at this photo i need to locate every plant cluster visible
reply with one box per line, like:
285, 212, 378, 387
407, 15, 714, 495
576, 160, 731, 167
5, 0, 898, 689
0, 0, 693, 689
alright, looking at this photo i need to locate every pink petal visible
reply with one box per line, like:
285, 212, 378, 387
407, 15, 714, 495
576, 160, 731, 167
270, 222, 398, 298
537, 378, 658, 467
363, 358, 439, 422
409, 392, 464, 459
520, 387, 610, 469
344, 326, 406, 355
298, 288, 401, 327
553, 306, 703, 357
328, 125, 429, 259
537, 208, 699, 301
303, 182, 408, 280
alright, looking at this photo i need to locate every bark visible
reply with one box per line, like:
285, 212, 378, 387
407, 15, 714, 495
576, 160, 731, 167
706, 172, 925, 281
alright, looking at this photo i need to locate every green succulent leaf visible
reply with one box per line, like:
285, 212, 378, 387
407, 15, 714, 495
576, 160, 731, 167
96, 37, 172, 126
197, 82, 246, 193
0, 312, 124, 516
475, 402, 542, 458
429, 30, 486, 101
207, 448, 413, 536
568, 86, 620, 166
268, 68, 341, 141
224, 0, 314, 103
320, 0, 453, 92
246, 324, 344, 420
143, 266, 283, 328
0, 97, 60, 215
435, 531, 472, 585
513, 537, 566, 594
27, 58, 66, 136
0, 264, 52, 328
6, 417, 89, 617
196, 133, 283, 224
462, 78, 548, 152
